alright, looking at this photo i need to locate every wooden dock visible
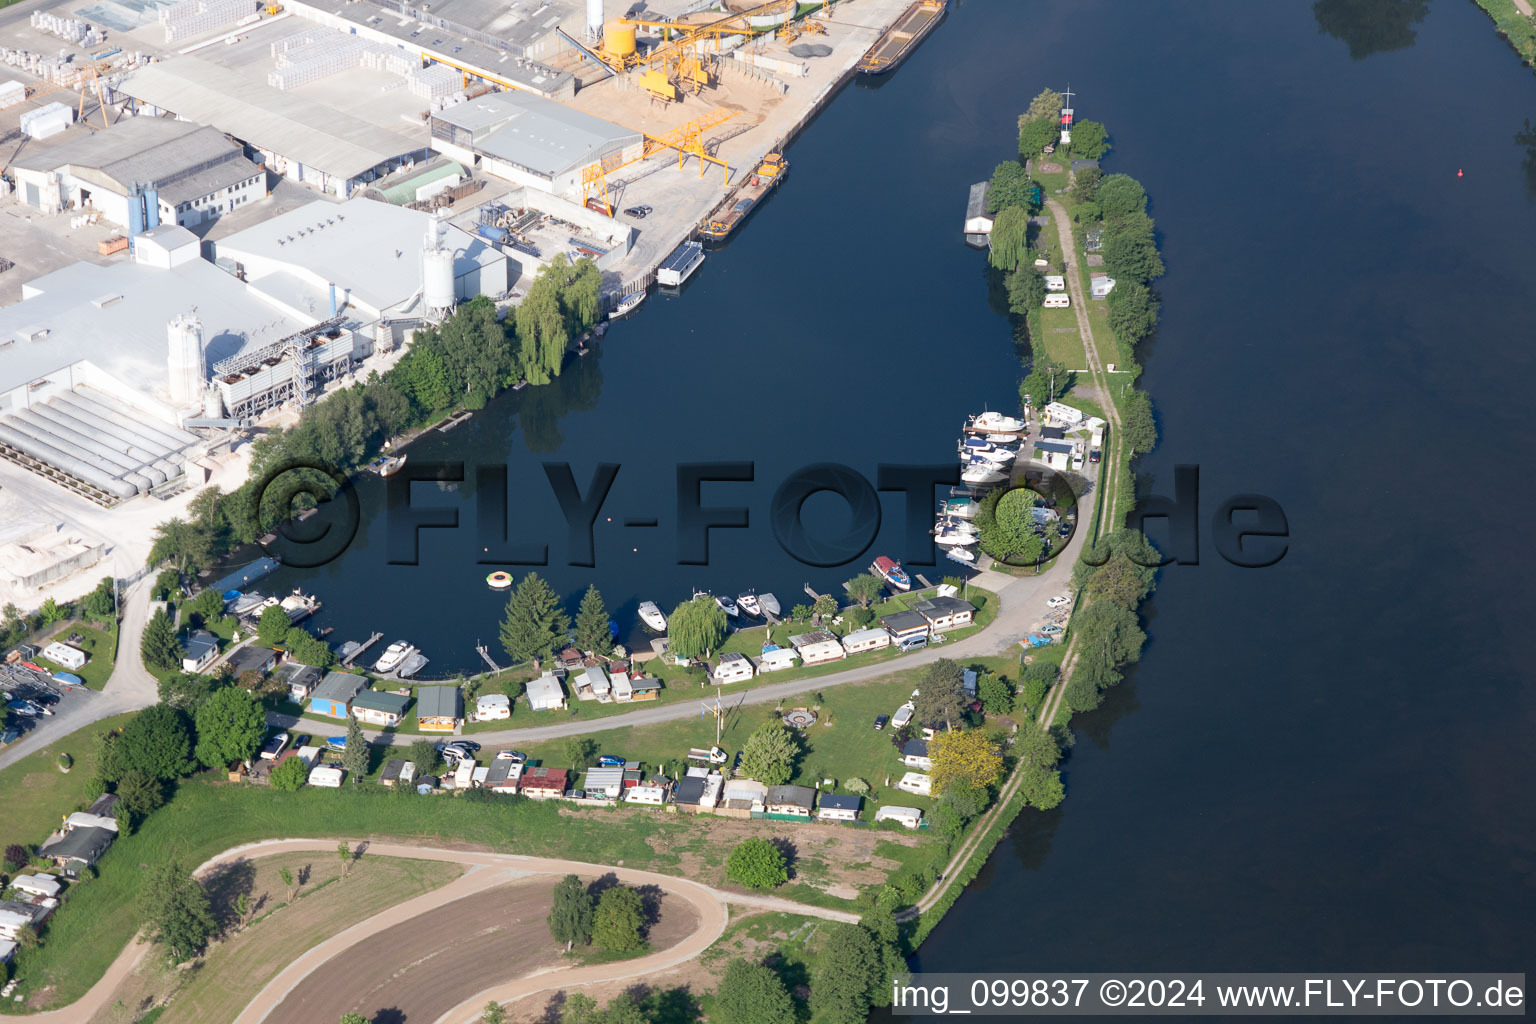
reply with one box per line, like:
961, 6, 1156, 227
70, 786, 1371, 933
341, 632, 383, 666
475, 643, 501, 673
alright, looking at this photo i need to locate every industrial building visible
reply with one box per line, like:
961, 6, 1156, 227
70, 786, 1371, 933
7, 116, 264, 229
430, 89, 642, 198
0, 253, 314, 504
210, 197, 510, 323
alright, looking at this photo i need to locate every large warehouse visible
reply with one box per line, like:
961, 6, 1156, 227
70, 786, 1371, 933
429, 90, 642, 198
7, 115, 264, 229
210, 198, 511, 323
0, 255, 314, 504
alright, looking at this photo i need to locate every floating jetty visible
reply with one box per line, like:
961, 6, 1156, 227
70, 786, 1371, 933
856, 0, 948, 75
339, 632, 383, 666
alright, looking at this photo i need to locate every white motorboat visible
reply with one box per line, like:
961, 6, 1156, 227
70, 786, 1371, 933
971, 410, 1025, 433
737, 591, 763, 617
958, 440, 1016, 464
715, 594, 739, 618
638, 601, 667, 632
987, 433, 1020, 444
608, 292, 645, 319
935, 517, 979, 538
935, 525, 979, 547
961, 460, 1007, 485
946, 546, 977, 563
759, 592, 782, 618
942, 497, 978, 520
373, 641, 411, 674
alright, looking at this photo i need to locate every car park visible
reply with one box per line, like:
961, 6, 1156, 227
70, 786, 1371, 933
874, 714, 889, 730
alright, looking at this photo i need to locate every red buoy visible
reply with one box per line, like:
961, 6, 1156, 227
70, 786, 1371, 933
1457, 168, 1464, 178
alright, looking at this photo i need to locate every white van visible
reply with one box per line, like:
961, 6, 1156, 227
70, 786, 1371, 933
1042, 293, 1071, 308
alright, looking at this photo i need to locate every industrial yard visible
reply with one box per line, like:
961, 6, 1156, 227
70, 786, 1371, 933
0, 0, 934, 607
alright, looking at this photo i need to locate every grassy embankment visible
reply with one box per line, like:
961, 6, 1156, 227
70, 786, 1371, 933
1472, 0, 1536, 69
0, 712, 136, 844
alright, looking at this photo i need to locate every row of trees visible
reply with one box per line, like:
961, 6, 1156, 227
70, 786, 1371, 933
547, 874, 648, 953
1063, 530, 1158, 712
0, 578, 116, 652
1017, 88, 1110, 161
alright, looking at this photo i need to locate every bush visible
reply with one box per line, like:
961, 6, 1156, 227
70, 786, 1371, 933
725, 838, 788, 890
83, 776, 107, 802
57, 753, 72, 772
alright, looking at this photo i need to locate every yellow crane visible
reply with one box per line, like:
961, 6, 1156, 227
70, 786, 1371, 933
579, 106, 737, 216
593, 0, 798, 74
75, 63, 112, 129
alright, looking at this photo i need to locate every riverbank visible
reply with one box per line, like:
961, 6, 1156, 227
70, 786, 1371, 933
1472, 0, 1536, 69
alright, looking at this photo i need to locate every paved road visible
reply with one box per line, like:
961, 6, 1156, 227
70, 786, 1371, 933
268, 548, 1088, 748
0, 578, 160, 772
30, 838, 857, 1024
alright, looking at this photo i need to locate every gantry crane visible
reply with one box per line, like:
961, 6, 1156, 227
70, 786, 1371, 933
593, 0, 798, 74
579, 107, 737, 216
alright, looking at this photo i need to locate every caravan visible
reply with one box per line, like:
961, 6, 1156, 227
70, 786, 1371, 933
1042, 293, 1071, 308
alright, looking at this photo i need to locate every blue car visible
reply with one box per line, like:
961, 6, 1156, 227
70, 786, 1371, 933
596, 754, 625, 767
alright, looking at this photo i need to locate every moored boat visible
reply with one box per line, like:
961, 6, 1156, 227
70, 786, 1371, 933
715, 594, 739, 618
759, 592, 782, 618
943, 497, 978, 519
608, 291, 645, 320
486, 571, 513, 590
398, 651, 429, 679
934, 525, 979, 547
969, 410, 1025, 433
638, 601, 667, 632
946, 546, 977, 564
737, 590, 763, 617
856, 0, 947, 75
961, 460, 1007, 485
367, 453, 407, 476
373, 641, 410, 674
699, 153, 788, 243
871, 555, 911, 591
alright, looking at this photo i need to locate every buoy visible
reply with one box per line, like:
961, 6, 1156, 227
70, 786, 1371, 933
486, 571, 513, 590
1457, 168, 1464, 178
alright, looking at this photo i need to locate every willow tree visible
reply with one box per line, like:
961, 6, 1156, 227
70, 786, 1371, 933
515, 283, 567, 386
988, 206, 1031, 271
667, 595, 727, 661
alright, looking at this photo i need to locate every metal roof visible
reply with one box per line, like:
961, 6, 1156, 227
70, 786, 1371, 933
416, 685, 461, 718
881, 611, 929, 631
460, 91, 640, 178
353, 689, 412, 713
117, 58, 423, 182
818, 793, 862, 811
583, 767, 624, 788
8, 117, 251, 193
765, 784, 815, 808
966, 181, 989, 219
311, 672, 367, 703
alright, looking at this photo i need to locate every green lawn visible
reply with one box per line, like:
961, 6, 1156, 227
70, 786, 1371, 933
34, 622, 117, 690
1037, 306, 1087, 369
0, 712, 138, 847
1472, 0, 1536, 68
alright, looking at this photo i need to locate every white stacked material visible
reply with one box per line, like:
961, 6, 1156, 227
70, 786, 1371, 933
405, 63, 458, 100
29, 12, 103, 46
20, 102, 73, 140
267, 34, 370, 90
0, 80, 24, 109
160, 0, 256, 44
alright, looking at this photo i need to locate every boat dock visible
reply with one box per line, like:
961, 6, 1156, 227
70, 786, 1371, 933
476, 643, 501, 673
340, 632, 383, 666
437, 411, 472, 433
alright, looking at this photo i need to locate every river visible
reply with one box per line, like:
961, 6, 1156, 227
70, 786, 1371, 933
263, 0, 1536, 985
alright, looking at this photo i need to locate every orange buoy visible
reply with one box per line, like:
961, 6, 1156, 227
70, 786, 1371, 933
1457, 168, 1464, 178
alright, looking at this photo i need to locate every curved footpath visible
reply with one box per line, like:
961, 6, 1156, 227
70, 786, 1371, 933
20, 839, 856, 1024
268, 526, 1094, 748
0, 578, 160, 772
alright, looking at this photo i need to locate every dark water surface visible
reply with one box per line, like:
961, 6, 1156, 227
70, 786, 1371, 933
269, 0, 1535, 981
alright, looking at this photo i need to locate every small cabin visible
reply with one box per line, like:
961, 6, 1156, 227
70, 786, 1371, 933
526, 674, 567, 711
759, 646, 799, 672
308, 765, 345, 788
475, 693, 511, 721
1042, 293, 1071, 308
897, 771, 932, 796
788, 631, 844, 666
40, 642, 86, 671
875, 805, 924, 829
712, 652, 755, 684
817, 792, 862, 822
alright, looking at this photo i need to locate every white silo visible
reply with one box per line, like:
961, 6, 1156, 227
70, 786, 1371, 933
421, 216, 457, 321
166, 314, 205, 408
202, 386, 224, 420
585, 0, 603, 41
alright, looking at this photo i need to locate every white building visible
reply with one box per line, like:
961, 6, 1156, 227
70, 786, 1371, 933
475, 693, 511, 721
9, 874, 61, 899
525, 673, 566, 711
40, 641, 86, 670
8, 116, 263, 229
712, 652, 755, 685
875, 805, 924, 829
626, 785, 666, 805
1090, 275, 1116, 299
1044, 401, 1086, 427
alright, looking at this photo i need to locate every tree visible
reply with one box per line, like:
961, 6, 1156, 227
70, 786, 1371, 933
186, 587, 226, 630
340, 1015, 370, 1024
409, 738, 439, 778
1070, 166, 1102, 202
1006, 265, 1046, 316
811, 923, 882, 1024
977, 673, 1014, 715
547, 873, 594, 950
140, 607, 181, 672
1106, 280, 1159, 346
1096, 173, 1148, 220
3, 844, 28, 873
194, 687, 266, 769
572, 584, 612, 658
725, 838, 788, 890
341, 714, 368, 782
1102, 211, 1164, 283
1018, 116, 1058, 158
912, 659, 968, 731
139, 856, 215, 962
284, 627, 334, 668
591, 884, 645, 952
1075, 530, 1159, 608
481, 1002, 509, 1024
1019, 660, 1056, 709
1021, 88, 1064, 126
1021, 767, 1065, 810
1074, 599, 1146, 672
845, 777, 870, 795
562, 735, 597, 771
115, 770, 165, 824
1064, 672, 1104, 712
256, 605, 292, 648
928, 729, 1003, 795
1014, 727, 1063, 773
789, 603, 812, 622
560, 994, 602, 1024
1119, 388, 1158, 454
715, 958, 796, 1024
279, 865, 300, 902
601, 994, 648, 1024
271, 756, 309, 791
115, 705, 194, 781
499, 572, 571, 665
978, 487, 1045, 565
81, 577, 116, 622
812, 592, 838, 620
1018, 358, 1070, 408
158, 671, 220, 712
986, 161, 1037, 214
337, 841, 353, 879
740, 723, 799, 786
149, 517, 211, 575
667, 595, 727, 661
1068, 119, 1109, 159
987, 206, 1031, 271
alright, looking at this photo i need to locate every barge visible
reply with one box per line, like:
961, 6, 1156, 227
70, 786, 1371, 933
657, 241, 705, 287
699, 153, 789, 244
856, 0, 947, 76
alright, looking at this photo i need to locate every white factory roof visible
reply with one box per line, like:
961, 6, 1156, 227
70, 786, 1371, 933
0, 259, 309, 401
212, 199, 504, 319
117, 58, 422, 183
439, 91, 640, 177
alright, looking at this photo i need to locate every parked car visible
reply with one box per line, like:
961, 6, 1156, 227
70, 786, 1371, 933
1089, 449, 1102, 464
496, 750, 526, 763
622, 206, 650, 218
596, 754, 625, 767
569, 789, 587, 799
874, 714, 889, 731
1046, 595, 1071, 608
898, 636, 929, 653
1040, 624, 1064, 634
6, 700, 36, 716
441, 742, 476, 762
